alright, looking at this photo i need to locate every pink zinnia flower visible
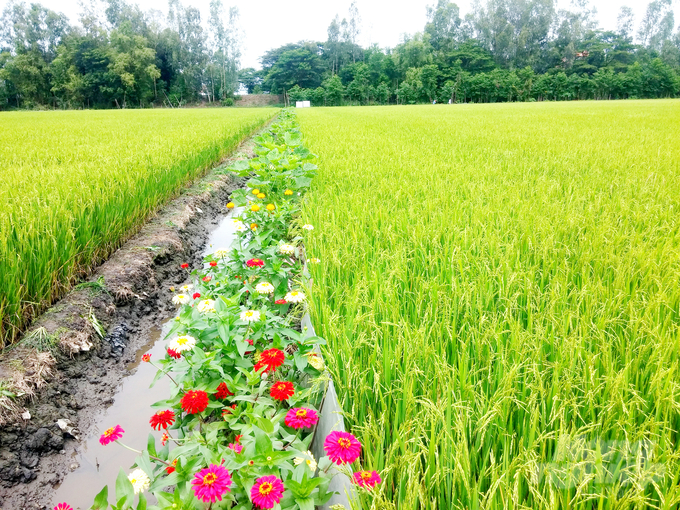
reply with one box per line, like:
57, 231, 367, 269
99, 425, 124, 446
353, 470, 382, 489
284, 408, 319, 429
324, 431, 362, 465
191, 464, 232, 503
251, 475, 284, 509
54, 504, 73, 510
228, 442, 243, 454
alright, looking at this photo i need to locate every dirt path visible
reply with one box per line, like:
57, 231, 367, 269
0, 127, 269, 510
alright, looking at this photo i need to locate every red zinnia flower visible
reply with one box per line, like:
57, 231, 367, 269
324, 431, 362, 465
149, 410, 175, 430
209, 261, 217, 267
141, 353, 151, 362
254, 349, 285, 373
193, 292, 201, 299
275, 299, 287, 305
99, 425, 124, 446
165, 458, 178, 474
215, 382, 234, 400
270, 381, 294, 401
221, 403, 237, 418
251, 475, 284, 509
246, 258, 264, 268
203, 276, 212, 282
167, 348, 182, 359
54, 503, 73, 510
246, 339, 254, 346
181, 390, 209, 414
161, 432, 169, 446
181, 263, 189, 269
234, 434, 243, 443
353, 470, 382, 489
192, 464, 232, 503
284, 408, 319, 429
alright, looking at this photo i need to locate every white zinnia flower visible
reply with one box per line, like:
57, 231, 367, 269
172, 294, 191, 305
302, 224, 314, 231
179, 284, 193, 292
285, 290, 306, 303
293, 451, 317, 473
197, 299, 216, 313
240, 310, 261, 322
213, 248, 229, 258
255, 282, 275, 294
128, 469, 150, 494
169, 335, 196, 352
232, 219, 247, 232
279, 243, 296, 255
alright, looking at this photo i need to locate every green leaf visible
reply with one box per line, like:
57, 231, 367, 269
90, 485, 109, 510
136, 493, 147, 510
146, 434, 157, 458
115, 468, 134, 507
255, 416, 274, 434
296, 497, 315, 510
253, 425, 272, 455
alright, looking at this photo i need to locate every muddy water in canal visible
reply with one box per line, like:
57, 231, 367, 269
52, 210, 244, 509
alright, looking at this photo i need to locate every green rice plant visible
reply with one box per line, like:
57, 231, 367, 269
297, 100, 680, 509
0, 108, 275, 347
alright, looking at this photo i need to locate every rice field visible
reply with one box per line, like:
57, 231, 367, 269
298, 101, 680, 509
0, 108, 274, 346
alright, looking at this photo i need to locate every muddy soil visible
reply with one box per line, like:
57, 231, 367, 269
0, 128, 266, 510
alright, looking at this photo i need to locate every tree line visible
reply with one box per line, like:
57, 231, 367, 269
0, 0, 241, 109
243, 0, 680, 105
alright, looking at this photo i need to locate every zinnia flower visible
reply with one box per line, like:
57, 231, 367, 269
99, 425, 124, 446
254, 349, 284, 373
275, 299, 287, 305
353, 470, 382, 489
210, 261, 217, 267
226, 202, 235, 209
252, 188, 260, 195
266, 204, 275, 211
149, 410, 175, 430
284, 189, 293, 196
181, 263, 189, 269
255, 282, 275, 294
167, 348, 182, 359
285, 290, 306, 303
165, 458, 178, 474
181, 390, 209, 414
285, 408, 319, 429
251, 204, 260, 212
307, 352, 325, 370
251, 475, 284, 509
279, 243, 295, 255
228, 442, 243, 454
293, 451, 317, 472
172, 294, 191, 305
214, 248, 229, 258
270, 381, 294, 401
197, 299, 216, 313
215, 382, 234, 399
180, 284, 193, 292
257, 193, 266, 199
232, 219, 247, 232
240, 309, 261, 322
246, 258, 265, 268
202, 276, 212, 282
302, 224, 314, 231
53, 503, 73, 510
168, 335, 196, 353
251, 223, 258, 230
128, 469, 150, 494
161, 432, 169, 446
141, 353, 151, 362
192, 464, 232, 503
192, 292, 201, 300
324, 431, 362, 465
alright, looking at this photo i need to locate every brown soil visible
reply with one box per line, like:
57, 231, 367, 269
0, 128, 267, 509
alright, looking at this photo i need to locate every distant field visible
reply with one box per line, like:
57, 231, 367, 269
0, 108, 274, 346
298, 101, 680, 509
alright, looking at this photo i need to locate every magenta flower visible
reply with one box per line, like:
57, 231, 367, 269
284, 408, 319, 429
228, 442, 243, 454
251, 475, 284, 509
54, 504, 73, 510
353, 470, 382, 489
191, 464, 232, 503
324, 431, 362, 465
99, 425, 124, 446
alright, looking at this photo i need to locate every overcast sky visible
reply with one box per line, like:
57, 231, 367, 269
0, 0, 665, 69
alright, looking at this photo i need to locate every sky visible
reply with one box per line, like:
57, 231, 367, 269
0, 0, 662, 69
